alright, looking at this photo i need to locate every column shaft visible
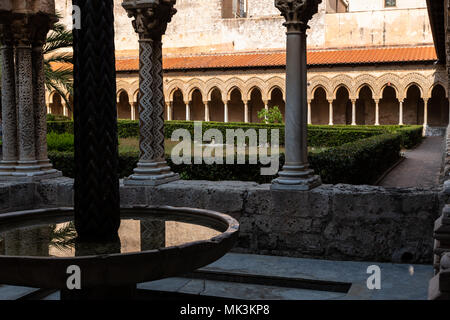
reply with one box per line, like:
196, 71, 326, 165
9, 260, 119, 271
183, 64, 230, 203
351, 99, 356, 126
272, 26, 321, 191
224, 102, 229, 123
137, 39, 156, 162
244, 101, 249, 123
328, 100, 334, 125
399, 100, 404, 125
424, 99, 429, 126
0, 42, 18, 167
307, 100, 312, 125
186, 101, 190, 121
151, 39, 165, 162
32, 44, 51, 168
204, 101, 210, 121
16, 45, 38, 165
375, 99, 380, 126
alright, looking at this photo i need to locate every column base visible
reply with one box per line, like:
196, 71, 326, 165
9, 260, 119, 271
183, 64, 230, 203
0, 169, 62, 182
271, 165, 322, 191
0, 160, 62, 182
124, 161, 179, 186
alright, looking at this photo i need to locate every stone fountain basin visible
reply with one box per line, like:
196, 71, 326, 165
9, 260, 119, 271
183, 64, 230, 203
0, 206, 239, 290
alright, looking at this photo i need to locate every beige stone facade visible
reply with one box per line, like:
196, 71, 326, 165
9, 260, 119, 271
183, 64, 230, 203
48, 0, 449, 126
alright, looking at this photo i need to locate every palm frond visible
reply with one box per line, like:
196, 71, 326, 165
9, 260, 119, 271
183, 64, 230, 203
45, 52, 73, 65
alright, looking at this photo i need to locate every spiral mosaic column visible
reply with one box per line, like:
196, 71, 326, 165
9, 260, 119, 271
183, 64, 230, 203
122, 0, 179, 186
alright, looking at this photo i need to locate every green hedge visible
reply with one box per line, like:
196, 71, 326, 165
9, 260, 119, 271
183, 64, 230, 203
48, 120, 420, 148
47, 132, 74, 152
48, 130, 406, 185
309, 133, 402, 185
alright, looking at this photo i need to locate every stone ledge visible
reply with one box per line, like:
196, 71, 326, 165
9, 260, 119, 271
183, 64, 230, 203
0, 178, 439, 263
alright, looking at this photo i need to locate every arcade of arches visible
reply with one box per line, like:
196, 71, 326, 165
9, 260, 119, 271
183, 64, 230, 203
46, 69, 450, 127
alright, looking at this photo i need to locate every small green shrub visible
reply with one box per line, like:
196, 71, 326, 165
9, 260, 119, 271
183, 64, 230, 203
257, 106, 283, 124
47, 132, 74, 152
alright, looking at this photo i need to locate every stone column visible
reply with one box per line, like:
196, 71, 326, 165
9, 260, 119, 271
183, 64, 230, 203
272, 0, 322, 191
224, 102, 229, 123
165, 101, 171, 121
307, 100, 312, 125
424, 98, 429, 126
131, 103, 136, 120
204, 100, 210, 121
15, 22, 40, 172
0, 26, 18, 172
328, 99, 334, 125
0, 10, 60, 181
244, 100, 249, 123
123, 0, 179, 186
399, 99, 404, 125
351, 99, 357, 125
32, 23, 56, 171
375, 99, 380, 126
185, 100, 191, 120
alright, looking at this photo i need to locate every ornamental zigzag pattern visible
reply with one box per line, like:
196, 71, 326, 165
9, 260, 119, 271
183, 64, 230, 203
152, 40, 165, 162
139, 40, 155, 161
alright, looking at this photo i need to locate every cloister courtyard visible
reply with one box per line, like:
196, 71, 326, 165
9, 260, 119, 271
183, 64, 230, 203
0, 0, 449, 305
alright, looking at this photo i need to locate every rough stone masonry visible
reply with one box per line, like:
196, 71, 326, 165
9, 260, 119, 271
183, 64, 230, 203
2, 177, 445, 264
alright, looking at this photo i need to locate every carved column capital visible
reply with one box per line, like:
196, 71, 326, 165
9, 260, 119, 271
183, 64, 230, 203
122, 0, 177, 40
11, 16, 33, 47
275, 0, 321, 33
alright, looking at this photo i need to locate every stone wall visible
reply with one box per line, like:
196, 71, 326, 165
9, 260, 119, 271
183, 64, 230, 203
55, 0, 432, 53
6, 178, 444, 264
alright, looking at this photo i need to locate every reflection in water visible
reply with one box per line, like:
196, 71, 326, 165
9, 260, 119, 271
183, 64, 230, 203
0, 217, 220, 257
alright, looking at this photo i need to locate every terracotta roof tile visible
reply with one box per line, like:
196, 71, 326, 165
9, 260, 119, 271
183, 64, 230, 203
51, 46, 437, 72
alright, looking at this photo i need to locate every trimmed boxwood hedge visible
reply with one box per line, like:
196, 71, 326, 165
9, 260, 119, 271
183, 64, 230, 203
48, 130, 410, 185
47, 120, 422, 148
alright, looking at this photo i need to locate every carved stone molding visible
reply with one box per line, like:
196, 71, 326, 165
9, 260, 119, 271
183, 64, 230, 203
275, 0, 322, 33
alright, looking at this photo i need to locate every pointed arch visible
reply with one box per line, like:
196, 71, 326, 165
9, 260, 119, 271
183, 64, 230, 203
205, 78, 226, 101
244, 77, 267, 101
308, 75, 332, 100
186, 78, 206, 101
354, 74, 377, 98
376, 73, 401, 99
266, 76, 285, 100
331, 75, 354, 99
225, 78, 246, 101
166, 79, 186, 102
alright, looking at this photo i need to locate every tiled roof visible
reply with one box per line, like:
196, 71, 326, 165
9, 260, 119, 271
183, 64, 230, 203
117, 46, 437, 71
52, 46, 437, 72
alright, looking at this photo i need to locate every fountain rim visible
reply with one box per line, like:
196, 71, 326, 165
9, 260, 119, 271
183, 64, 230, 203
0, 206, 239, 289
0, 205, 239, 260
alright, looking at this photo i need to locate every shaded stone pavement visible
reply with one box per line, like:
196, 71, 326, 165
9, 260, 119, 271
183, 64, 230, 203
379, 137, 444, 188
